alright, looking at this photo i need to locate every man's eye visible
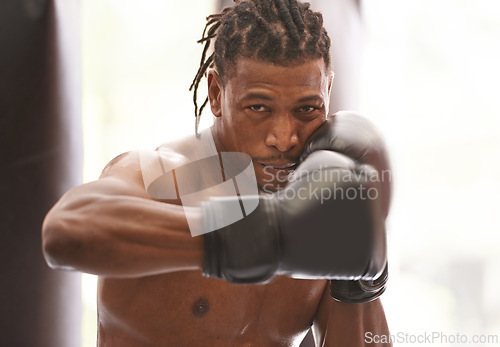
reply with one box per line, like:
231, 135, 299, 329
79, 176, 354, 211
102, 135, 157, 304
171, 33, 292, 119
249, 105, 269, 112
297, 106, 317, 113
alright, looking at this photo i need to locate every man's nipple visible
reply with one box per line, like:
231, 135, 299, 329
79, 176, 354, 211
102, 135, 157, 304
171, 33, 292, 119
191, 297, 210, 318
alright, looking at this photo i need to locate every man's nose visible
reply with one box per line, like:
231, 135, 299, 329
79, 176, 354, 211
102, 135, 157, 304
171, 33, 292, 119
265, 113, 299, 152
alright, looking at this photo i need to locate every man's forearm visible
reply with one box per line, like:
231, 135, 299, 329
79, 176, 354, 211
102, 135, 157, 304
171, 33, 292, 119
42, 193, 204, 278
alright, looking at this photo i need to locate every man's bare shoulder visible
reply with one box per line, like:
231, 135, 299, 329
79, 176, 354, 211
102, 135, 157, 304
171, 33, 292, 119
95, 132, 209, 202
99, 151, 141, 179
99, 133, 198, 181
155, 129, 217, 160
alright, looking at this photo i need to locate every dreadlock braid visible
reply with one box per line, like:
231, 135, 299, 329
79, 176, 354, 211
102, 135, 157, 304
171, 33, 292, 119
275, 0, 301, 43
190, 0, 331, 135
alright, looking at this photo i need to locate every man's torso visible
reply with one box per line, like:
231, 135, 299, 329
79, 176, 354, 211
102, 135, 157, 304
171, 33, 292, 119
96, 131, 327, 346
97, 271, 326, 346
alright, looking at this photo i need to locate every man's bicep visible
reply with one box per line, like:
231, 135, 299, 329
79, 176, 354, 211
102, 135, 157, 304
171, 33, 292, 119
312, 282, 392, 347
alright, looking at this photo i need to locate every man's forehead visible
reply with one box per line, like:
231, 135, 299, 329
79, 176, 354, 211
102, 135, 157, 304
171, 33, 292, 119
229, 57, 330, 87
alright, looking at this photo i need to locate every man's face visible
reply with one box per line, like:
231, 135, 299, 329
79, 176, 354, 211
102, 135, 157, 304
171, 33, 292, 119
208, 57, 333, 192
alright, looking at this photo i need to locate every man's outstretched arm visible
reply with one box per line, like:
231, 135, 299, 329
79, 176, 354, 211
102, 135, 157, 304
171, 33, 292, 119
42, 150, 204, 278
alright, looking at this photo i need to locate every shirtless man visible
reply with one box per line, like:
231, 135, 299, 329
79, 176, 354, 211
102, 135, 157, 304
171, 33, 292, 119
42, 1, 392, 345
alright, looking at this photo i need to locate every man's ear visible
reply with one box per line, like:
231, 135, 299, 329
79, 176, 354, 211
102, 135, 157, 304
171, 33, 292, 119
327, 73, 334, 97
324, 73, 334, 115
207, 70, 223, 118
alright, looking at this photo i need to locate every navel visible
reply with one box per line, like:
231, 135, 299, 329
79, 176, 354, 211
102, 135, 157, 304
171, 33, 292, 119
192, 297, 210, 318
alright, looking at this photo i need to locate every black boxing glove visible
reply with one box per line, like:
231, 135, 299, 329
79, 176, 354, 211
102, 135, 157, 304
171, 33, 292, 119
302, 111, 392, 217
203, 150, 385, 284
302, 111, 392, 303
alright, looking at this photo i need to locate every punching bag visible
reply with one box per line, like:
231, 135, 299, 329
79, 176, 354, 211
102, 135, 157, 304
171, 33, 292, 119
0, 0, 82, 346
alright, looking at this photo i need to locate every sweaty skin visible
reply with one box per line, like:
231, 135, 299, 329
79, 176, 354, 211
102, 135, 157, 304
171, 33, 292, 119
42, 59, 391, 346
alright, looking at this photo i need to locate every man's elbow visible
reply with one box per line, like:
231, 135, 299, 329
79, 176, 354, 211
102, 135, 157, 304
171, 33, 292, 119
41, 210, 83, 271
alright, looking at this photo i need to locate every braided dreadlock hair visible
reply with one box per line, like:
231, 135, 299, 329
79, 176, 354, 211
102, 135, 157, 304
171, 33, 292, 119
189, 0, 332, 135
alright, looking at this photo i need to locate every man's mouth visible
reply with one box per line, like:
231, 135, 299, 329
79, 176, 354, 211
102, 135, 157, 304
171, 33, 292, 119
257, 161, 297, 175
